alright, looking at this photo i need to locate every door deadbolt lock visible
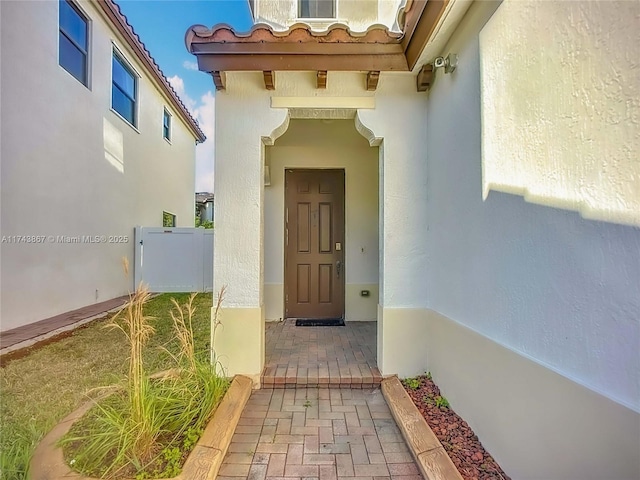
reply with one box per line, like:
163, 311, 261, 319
336, 242, 341, 251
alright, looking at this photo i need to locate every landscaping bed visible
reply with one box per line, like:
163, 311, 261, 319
29, 374, 252, 480
402, 375, 511, 480
0, 293, 214, 480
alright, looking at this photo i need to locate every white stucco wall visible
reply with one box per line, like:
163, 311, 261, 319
0, 0, 197, 331
481, 0, 640, 226
253, 0, 402, 31
212, 70, 429, 376
427, 0, 640, 417
422, 0, 639, 476
264, 119, 379, 321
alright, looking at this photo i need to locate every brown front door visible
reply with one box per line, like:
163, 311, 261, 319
285, 169, 345, 319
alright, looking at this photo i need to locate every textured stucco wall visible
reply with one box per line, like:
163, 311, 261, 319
481, 0, 640, 226
213, 79, 286, 308
428, 0, 639, 415
254, 0, 402, 31
264, 119, 379, 321
213, 70, 429, 375
423, 0, 639, 475
0, 1, 196, 330
358, 74, 429, 310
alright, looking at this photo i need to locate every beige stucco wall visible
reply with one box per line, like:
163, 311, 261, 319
253, 0, 402, 31
264, 119, 379, 322
425, 310, 639, 480
0, 0, 197, 331
481, 0, 640, 226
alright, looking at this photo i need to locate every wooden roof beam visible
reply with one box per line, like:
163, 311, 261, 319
196, 54, 408, 72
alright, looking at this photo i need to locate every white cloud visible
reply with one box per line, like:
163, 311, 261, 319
167, 75, 215, 191
167, 74, 196, 113
183, 60, 199, 71
193, 92, 215, 192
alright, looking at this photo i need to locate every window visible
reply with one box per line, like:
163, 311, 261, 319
59, 0, 89, 85
162, 211, 176, 227
299, 0, 335, 18
112, 51, 137, 126
163, 109, 171, 141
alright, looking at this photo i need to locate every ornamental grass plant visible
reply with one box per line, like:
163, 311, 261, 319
59, 288, 229, 479
0, 293, 214, 480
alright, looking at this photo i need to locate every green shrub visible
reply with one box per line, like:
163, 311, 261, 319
403, 377, 421, 390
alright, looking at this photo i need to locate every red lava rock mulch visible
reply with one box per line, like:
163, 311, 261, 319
402, 375, 511, 480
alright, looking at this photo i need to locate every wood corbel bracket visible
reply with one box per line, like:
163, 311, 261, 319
317, 70, 327, 89
211, 71, 226, 91
263, 71, 275, 90
417, 64, 434, 92
366, 71, 380, 91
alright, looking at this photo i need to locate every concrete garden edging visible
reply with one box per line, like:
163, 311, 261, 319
381, 376, 464, 480
30, 375, 253, 480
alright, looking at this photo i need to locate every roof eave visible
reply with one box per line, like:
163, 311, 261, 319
184, 0, 456, 91
96, 0, 206, 143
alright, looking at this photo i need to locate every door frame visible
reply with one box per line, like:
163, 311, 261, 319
283, 168, 346, 319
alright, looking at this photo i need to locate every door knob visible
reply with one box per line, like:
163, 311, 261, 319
336, 260, 341, 277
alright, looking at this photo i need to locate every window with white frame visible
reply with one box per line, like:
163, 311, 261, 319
111, 51, 138, 126
163, 109, 171, 141
299, 0, 335, 18
162, 211, 176, 227
59, 0, 89, 86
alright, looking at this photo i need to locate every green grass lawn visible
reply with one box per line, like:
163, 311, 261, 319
0, 293, 213, 480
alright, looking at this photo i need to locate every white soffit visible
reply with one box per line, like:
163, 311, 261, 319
412, 0, 473, 73
271, 97, 375, 110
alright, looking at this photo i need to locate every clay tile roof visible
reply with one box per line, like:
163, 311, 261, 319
184, 1, 451, 82
196, 192, 215, 203
185, 22, 408, 72
187, 22, 403, 45
97, 0, 206, 143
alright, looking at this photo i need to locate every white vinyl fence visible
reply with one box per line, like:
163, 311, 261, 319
134, 227, 213, 292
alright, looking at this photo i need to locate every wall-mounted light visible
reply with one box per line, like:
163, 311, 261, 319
433, 53, 458, 74
417, 53, 458, 92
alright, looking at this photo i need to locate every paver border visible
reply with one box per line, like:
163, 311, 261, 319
381, 376, 464, 480
30, 374, 253, 480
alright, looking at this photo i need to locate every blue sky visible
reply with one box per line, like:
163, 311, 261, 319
116, 0, 254, 192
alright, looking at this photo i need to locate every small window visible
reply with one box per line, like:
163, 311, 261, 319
162, 211, 176, 227
59, 0, 89, 85
112, 51, 137, 126
299, 0, 334, 18
163, 109, 171, 141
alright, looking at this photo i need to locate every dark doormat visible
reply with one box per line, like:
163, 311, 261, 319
295, 318, 345, 327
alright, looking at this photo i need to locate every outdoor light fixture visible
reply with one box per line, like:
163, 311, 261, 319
417, 53, 458, 92
433, 53, 458, 74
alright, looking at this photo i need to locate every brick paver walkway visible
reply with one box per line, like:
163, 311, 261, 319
262, 321, 381, 388
219, 387, 421, 480
0, 295, 129, 351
